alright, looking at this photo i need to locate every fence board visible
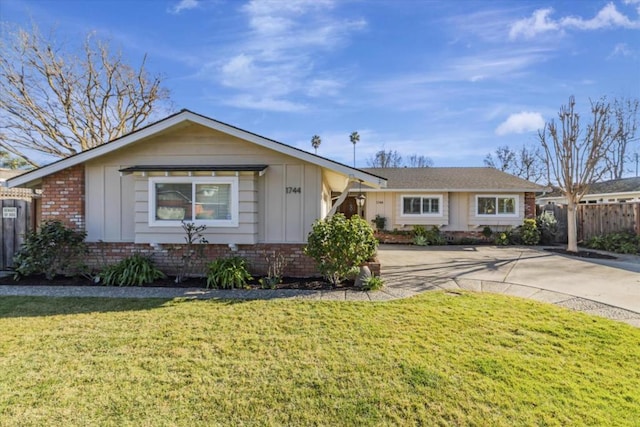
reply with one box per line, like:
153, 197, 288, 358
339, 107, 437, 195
0, 199, 31, 270
577, 202, 639, 241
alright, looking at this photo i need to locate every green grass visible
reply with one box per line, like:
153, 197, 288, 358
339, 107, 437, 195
1, 292, 638, 426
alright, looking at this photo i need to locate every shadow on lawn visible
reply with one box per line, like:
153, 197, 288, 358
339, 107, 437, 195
0, 295, 244, 319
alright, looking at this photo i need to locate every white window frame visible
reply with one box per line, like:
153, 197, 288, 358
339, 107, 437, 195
149, 176, 239, 227
400, 195, 443, 217
476, 194, 519, 217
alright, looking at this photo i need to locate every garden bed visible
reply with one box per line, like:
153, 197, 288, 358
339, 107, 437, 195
544, 248, 617, 260
0, 274, 351, 290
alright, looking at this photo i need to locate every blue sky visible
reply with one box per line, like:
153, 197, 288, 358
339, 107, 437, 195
2, 0, 639, 169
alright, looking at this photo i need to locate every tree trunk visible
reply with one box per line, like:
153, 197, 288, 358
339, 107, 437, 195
566, 199, 578, 253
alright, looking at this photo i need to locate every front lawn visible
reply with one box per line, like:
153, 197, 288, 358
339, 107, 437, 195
1, 292, 638, 426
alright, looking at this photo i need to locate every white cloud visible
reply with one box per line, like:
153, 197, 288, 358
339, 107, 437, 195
495, 112, 545, 136
609, 42, 634, 57
509, 3, 640, 40
509, 8, 559, 40
210, 0, 365, 112
169, 0, 200, 14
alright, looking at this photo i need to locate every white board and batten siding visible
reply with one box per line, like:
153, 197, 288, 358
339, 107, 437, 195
84, 123, 323, 245
364, 192, 449, 229
467, 192, 525, 230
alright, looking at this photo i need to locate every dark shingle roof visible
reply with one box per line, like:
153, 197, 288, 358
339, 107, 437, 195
361, 167, 546, 192
542, 177, 640, 197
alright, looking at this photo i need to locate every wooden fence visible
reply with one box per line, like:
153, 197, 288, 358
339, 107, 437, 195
0, 199, 33, 270
577, 202, 640, 241
538, 202, 640, 243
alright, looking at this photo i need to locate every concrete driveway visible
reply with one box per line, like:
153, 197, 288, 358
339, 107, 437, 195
378, 245, 640, 322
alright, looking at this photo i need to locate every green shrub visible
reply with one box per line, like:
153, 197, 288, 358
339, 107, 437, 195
304, 214, 377, 285
372, 214, 387, 231
412, 225, 446, 246
482, 226, 493, 238
13, 220, 87, 280
537, 211, 559, 244
519, 219, 541, 245
206, 257, 253, 289
361, 275, 384, 291
494, 230, 512, 246
584, 231, 640, 254
100, 254, 165, 286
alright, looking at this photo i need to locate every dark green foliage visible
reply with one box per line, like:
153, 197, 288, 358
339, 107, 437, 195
13, 220, 87, 280
206, 257, 253, 289
412, 225, 446, 246
537, 211, 559, 244
585, 231, 640, 254
482, 226, 493, 238
372, 214, 387, 231
493, 229, 513, 246
519, 219, 541, 245
100, 253, 165, 286
304, 214, 378, 285
361, 275, 384, 291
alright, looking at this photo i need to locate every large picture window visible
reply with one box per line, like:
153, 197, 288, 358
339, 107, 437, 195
149, 177, 238, 227
476, 195, 518, 216
401, 195, 442, 216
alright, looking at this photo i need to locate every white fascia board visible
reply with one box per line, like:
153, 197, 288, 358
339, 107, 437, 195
8, 111, 387, 189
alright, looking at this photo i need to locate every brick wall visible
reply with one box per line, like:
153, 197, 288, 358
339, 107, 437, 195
525, 192, 536, 219
40, 164, 85, 230
84, 241, 381, 279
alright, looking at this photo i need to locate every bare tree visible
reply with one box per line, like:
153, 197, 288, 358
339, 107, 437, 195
538, 96, 619, 252
310, 135, 321, 154
367, 149, 402, 168
0, 23, 170, 166
350, 131, 359, 167
484, 146, 516, 172
485, 144, 546, 183
605, 97, 639, 179
406, 154, 433, 168
514, 145, 545, 183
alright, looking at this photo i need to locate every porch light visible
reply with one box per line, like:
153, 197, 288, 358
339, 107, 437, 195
355, 194, 366, 208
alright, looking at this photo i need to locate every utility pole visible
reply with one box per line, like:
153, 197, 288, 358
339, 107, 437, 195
636, 153, 638, 177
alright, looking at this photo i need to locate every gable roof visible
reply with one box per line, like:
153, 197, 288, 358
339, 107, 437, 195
7, 109, 386, 189
361, 167, 547, 192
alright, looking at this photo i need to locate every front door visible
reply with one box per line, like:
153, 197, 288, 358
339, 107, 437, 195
338, 196, 360, 219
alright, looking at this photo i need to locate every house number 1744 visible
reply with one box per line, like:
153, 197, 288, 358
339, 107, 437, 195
286, 187, 302, 194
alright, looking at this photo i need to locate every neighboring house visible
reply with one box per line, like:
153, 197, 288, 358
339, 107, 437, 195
0, 168, 35, 200
346, 167, 546, 237
7, 110, 386, 276
537, 177, 640, 205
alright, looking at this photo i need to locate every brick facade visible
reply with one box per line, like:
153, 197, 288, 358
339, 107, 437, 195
40, 164, 85, 231
524, 192, 536, 219
84, 242, 380, 278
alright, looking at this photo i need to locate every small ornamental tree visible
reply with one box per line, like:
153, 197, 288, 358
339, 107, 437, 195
304, 213, 377, 285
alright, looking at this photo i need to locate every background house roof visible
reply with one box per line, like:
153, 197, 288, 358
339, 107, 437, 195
540, 177, 640, 199
361, 167, 546, 192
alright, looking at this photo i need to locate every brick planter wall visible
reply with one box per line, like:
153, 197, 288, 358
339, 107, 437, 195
84, 241, 381, 279
40, 164, 85, 231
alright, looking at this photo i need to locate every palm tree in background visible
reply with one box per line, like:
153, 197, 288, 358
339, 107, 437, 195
350, 131, 360, 167
311, 135, 321, 154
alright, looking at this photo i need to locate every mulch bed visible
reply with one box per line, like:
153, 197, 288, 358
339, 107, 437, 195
0, 274, 351, 290
544, 248, 617, 260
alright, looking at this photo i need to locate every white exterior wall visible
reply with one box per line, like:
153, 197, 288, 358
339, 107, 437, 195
85, 123, 323, 244
467, 192, 525, 230
364, 191, 448, 230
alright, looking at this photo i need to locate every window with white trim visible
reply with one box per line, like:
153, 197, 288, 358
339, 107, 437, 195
476, 195, 518, 216
149, 177, 238, 227
401, 195, 442, 216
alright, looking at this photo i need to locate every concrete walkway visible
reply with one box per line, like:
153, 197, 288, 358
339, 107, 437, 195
1, 245, 639, 327
377, 245, 640, 327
